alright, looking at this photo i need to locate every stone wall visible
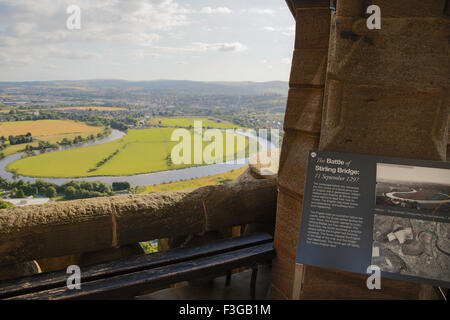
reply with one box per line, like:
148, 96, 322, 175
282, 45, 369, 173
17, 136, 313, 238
0, 179, 277, 272
271, 0, 449, 299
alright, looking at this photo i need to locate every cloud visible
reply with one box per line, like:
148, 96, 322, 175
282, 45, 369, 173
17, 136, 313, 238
151, 42, 247, 53
193, 42, 247, 52
48, 48, 101, 60
263, 25, 295, 36
249, 8, 274, 15
200, 7, 233, 14
0, 0, 193, 65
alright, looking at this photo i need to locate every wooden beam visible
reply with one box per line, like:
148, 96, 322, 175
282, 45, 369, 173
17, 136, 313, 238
7, 243, 276, 300
0, 233, 273, 299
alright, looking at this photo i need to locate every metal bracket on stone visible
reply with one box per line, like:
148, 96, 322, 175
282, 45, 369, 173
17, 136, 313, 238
330, 0, 336, 13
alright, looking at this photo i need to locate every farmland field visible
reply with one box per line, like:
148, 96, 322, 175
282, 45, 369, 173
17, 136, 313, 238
7, 128, 253, 178
0, 120, 104, 156
0, 119, 102, 137
149, 117, 240, 129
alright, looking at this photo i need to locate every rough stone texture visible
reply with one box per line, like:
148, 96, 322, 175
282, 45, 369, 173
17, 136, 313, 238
247, 148, 280, 180
278, 131, 319, 197
320, 15, 449, 160
321, 81, 448, 159
290, 49, 328, 86
273, 0, 448, 300
0, 180, 277, 266
113, 193, 205, 245
203, 180, 277, 231
303, 3, 448, 299
271, 5, 330, 300
295, 7, 331, 49
284, 88, 323, 133
370, 0, 447, 18
37, 254, 80, 273
0, 198, 113, 266
336, 0, 366, 17
271, 192, 304, 298
0, 261, 41, 281
337, 0, 447, 18
299, 266, 438, 300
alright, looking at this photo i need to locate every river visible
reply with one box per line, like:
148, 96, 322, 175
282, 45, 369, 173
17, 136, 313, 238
0, 129, 275, 187
385, 189, 450, 204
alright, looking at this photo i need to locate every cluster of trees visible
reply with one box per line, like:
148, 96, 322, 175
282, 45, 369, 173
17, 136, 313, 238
0, 199, 13, 209
59, 133, 100, 146
110, 120, 128, 131
112, 182, 131, 191
62, 181, 114, 200
3, 133, 33, 145
89, 149, 120, 172
165, 154, 173, 167
0, 178, 58, 198
0, 178, 114, 200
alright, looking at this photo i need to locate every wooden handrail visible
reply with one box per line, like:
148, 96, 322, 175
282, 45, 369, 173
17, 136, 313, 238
0, 179, 277, 266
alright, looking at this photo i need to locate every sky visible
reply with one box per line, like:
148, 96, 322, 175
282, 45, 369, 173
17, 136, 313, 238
0, 0, 295, 82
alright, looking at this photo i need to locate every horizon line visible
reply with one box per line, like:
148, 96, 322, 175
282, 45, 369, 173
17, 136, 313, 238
0, 78, 289, 84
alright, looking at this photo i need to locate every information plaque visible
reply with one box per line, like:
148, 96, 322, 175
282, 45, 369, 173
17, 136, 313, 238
296, 151, 450, 288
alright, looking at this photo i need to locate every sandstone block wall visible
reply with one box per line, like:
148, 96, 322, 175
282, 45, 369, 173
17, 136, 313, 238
271, 2, 330, 299
272, 0, 449, 299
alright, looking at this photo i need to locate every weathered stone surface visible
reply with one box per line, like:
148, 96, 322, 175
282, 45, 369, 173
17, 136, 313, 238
273, 192, 303, 256
290, 49, 328, 86
337, 0, 447, 18
203, 180, 277, 231
309, 3, 449, 300
320, 82, 448, 160
274, 0, 447, 300
299, 266, 437, 300
370, 0, 447, 17
234, 167, 259, 183
0, 261, 41, 281
271, 3, 329, 300
271, 192, 304, 299
295, 8, 331, 49
328, 17, 450, 89
0, 199, 114, 266
278, 131, 319, 197
37, 254, 80, 273
336, 0, 366, 17
248, 148, 280, 180
0, 180, 277, 266
112, 193, 205, 245
284, 88, 323, 133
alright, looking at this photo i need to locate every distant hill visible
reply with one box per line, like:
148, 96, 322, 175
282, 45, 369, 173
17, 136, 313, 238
0, 79, 289, 96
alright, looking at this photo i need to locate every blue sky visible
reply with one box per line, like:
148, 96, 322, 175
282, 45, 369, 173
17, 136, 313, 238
0, 0, 295, 82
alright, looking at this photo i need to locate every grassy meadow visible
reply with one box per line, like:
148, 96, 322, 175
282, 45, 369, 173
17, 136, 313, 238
8, 128, 253, 178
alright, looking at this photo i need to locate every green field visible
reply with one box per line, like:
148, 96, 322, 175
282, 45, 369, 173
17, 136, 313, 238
8, 128, 253, 178
149, 117, 240, 129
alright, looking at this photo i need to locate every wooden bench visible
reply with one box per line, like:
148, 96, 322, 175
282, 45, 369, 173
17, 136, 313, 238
0, 233, 275, 300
